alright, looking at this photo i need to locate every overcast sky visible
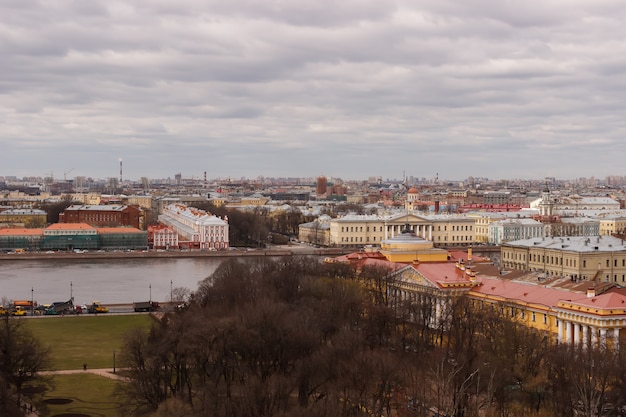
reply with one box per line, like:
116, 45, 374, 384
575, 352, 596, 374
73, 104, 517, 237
2, 0, 626, 182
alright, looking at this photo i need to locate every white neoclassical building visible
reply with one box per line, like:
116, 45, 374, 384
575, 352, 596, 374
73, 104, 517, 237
158, 204, 229, 250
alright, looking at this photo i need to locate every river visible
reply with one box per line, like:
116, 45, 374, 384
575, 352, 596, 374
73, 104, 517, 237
0, 257, 225, 306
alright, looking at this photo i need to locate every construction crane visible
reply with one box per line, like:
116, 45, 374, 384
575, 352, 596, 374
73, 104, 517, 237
64, 168, 74, 181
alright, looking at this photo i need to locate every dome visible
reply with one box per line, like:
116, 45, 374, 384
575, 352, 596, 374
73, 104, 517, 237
407, 187, 419, 194
379, 224, 449, 263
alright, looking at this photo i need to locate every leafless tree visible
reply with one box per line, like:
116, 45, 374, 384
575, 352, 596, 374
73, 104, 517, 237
0, 317, 50, 417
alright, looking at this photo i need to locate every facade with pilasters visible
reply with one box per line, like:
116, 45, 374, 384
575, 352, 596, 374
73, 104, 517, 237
158, 204, 229, 250
327, 212, 475, 248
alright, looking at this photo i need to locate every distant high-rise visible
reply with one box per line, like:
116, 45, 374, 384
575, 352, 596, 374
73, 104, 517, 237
316, 176, 327, 196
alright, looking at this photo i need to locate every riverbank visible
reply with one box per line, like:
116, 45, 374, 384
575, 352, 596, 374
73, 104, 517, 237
0, 246, 351, 261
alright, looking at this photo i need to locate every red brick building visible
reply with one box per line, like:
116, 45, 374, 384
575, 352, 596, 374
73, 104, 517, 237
59, 205, 145, 230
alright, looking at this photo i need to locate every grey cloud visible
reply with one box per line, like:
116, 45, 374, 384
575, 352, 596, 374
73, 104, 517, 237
2, 0, 626, 180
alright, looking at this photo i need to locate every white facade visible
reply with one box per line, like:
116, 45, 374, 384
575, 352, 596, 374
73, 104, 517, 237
158, 204, 229, 250
151, 226, 179, 249
488, 218, 544, 245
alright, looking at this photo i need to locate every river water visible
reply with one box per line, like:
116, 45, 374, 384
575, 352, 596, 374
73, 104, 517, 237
0, 257, 225, 306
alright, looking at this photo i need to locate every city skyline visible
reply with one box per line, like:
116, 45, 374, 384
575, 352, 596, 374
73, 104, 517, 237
2, 1, 626, 181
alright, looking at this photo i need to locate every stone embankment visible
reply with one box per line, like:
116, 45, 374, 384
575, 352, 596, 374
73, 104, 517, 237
0, 246, 350, 261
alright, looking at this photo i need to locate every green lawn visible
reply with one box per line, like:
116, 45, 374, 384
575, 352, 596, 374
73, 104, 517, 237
21, 314, 154, 416
40, 373, 122, 417
25, 314, 154, 370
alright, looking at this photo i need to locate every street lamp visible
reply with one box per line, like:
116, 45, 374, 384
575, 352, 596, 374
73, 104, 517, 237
31, 287, 34, 316
149, 284, 152, 303
113, 350, 116, 374
170, 280, 173, 305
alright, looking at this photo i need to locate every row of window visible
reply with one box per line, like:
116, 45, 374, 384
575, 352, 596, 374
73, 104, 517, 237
505, 251, 626, 269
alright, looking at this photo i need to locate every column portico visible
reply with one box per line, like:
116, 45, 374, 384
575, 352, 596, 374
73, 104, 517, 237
573, 324, 580, 345
600, 328, 607, 347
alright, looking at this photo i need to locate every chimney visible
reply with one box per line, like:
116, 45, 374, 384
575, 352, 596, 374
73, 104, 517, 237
587, 287, 596, 298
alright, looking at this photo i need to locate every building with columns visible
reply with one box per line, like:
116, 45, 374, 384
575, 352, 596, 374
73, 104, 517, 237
323, 212, 475, 249
330, 240, 626, 349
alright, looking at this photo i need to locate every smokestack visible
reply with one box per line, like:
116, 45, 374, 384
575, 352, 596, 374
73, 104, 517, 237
119, 158, 123, 182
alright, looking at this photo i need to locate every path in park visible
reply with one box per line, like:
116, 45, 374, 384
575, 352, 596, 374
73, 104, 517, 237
40, 367, 127, 381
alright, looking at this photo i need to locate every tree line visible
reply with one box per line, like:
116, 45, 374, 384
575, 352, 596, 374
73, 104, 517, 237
118, 257, 626, 417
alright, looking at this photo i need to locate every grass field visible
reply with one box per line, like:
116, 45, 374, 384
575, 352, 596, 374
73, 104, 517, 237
20, 314, 155, 416
40, 373, 122, 417
25, 314, 155, 370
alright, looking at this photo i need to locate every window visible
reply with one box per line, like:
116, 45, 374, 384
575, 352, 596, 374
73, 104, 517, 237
543, 314, 547, 324
532, 312, 536, 322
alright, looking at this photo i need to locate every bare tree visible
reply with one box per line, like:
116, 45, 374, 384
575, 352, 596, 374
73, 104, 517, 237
0, 317, 50, 417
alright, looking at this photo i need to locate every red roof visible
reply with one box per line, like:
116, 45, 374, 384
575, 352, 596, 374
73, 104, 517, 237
97, 227, 143, 234
46, 223, 96, 231
0, 228, 43, 236
470, 276, 586, 309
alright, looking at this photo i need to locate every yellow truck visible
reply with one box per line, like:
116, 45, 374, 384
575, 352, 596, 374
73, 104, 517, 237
87, 301, 109, 314
11, 306, 27, 316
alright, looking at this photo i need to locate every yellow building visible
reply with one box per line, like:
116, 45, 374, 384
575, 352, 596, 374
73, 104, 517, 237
599, 216, 626, 236
501, 235, 626, 284
381, 253, 626, 348
326, 212, 475, 249
66, 193, 102, 205
0, 209, 47, 228
429, 215, 476, 246
380, 225, 449, 263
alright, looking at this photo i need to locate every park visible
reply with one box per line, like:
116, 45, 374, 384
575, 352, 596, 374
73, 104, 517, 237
22, 314, 155, 417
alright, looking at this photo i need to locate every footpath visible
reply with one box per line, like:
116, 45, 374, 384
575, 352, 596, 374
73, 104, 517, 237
39, 367, 127, 381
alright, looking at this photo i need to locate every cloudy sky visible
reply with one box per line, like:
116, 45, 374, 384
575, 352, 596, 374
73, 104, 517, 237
2, 0, 626, 182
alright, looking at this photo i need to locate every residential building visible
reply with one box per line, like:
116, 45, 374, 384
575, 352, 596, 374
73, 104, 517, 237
0, 208, 47, 228
298, 215, 331, 246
